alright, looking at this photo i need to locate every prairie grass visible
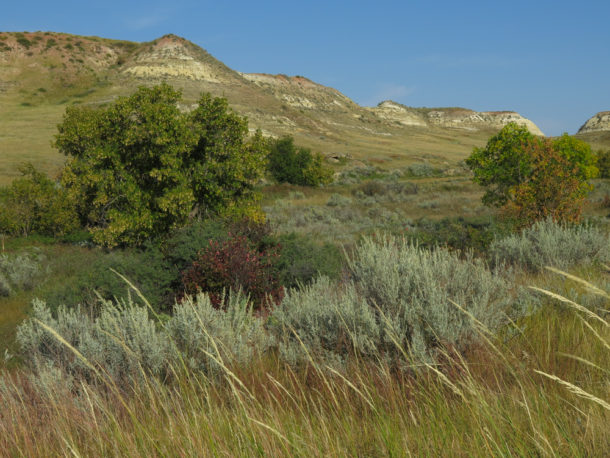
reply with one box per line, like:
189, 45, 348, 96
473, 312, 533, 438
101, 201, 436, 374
0, 270, 607, 456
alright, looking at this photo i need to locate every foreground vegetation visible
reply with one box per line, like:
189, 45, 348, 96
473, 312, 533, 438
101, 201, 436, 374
0, 84, 609, 456
1, 220, 608, 456
1, 266, 608, 456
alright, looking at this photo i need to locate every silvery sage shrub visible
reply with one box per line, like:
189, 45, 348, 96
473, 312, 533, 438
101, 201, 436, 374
17, 291, 271, 386
347, 235, 520, 362
17, 298, 170, 384
271, 235, 522, 366
0, 250, 42, 296
489, 219, 610, 272
166, 291, 273, 374
269, 277, 379, 367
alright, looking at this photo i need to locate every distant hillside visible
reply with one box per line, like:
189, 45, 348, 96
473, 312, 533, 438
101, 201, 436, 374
0, 31, 547, 183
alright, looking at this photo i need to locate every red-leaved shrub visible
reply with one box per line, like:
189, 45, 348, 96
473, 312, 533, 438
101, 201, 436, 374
181, 234, 284, 311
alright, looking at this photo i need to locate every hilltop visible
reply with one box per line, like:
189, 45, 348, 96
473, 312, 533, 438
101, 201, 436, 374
0, 31, 548, 182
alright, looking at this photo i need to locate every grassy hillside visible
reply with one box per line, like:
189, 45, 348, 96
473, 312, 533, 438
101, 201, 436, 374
0, 31, 563, 186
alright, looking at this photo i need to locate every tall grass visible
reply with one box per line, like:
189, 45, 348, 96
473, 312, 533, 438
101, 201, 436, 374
1, 267, 607, 456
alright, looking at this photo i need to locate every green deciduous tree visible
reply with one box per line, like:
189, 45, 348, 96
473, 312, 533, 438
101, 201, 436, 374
267, 136, 333, 186
597, 149, 610, 178
0, 163, 79, 237
466, 123, 598, 226
55, 84, 267, 247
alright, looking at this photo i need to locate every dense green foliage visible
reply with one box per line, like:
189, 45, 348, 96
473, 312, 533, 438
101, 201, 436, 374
275, 232, 343, 288
42, 244, 175, 313
597, 149, 610, 178
501, 138, 593, 226
267, 136, 333, 186
407, 216, 510, 254
0, 164, 79, 237
466, 124, 598, 222
55, 84, 267, 247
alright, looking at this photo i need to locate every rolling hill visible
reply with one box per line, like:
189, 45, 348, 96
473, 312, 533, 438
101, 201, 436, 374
2, 31, 596, 185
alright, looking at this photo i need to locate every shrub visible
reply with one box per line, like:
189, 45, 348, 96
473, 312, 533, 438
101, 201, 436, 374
167, 291, 273, 373
407, 217, 509, 254
0, 164, 79, 237
489, 219, 610, 272
275, 233, 343, 288
269, 277, 379, 366
181, 234, 284, 310
16, 292, 271, 385
346, 236, 521, 362
0, 251, 43, 297
55, 85, 267, 247
271, 235, 522, 367
467, 124, 597, 227
597, 150, 610, 178
267, 136, 333, 186
16, 36, 32, 49
41, 244, 175, 313
404, 163, 439, 177
501, 139, 592, 227
326, 193, 352, 207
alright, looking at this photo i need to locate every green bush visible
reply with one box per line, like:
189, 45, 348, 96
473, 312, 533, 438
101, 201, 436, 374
597, 150, 610, 178
267, 136, 333, 186
0, 164, 79, 237
489, 219, 610, 272
275, 233, 343, 288
162, 219, 228, 277
55, 85, 267, 247
407, 217, 509, 254
41, 244, 175, 312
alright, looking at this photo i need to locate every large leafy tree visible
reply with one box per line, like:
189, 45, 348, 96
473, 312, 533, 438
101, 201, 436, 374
55, 84, 267, 247
466, 123, 598, 225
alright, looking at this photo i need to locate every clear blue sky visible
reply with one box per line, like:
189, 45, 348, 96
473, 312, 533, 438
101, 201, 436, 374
2, 0, 609, 136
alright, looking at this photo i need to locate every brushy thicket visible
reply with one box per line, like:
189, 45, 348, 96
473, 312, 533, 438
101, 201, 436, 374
271, 235, 523, 367
17, 292, 271, 385
0, 251, 43, 297
181, 234, 284, 310
17, 234, 528, 383
489, 219, 610, 272
41, 244, 175, 313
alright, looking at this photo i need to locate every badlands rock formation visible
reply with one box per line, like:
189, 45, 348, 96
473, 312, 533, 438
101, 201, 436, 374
578, 112, 610, 133
371, 101, 544, 135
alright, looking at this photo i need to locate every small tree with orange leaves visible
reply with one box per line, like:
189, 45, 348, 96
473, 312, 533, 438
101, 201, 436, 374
501, 139, 590, 227
467, 123, 598, 228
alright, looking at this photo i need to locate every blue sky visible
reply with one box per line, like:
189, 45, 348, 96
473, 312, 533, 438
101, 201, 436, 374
2, 0, 609, 136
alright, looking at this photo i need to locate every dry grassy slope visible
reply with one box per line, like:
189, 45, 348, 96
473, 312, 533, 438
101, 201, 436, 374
0, 31, 584, 185
577, 112, 610, 152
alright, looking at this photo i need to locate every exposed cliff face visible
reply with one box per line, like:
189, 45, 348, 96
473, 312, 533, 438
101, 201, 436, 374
370, 101, 544, 135
122, 34, 241, 85
240, 72, 359, 112
578, 111, 610, 134
0, 30, 553, 178
369, 101, 427, 127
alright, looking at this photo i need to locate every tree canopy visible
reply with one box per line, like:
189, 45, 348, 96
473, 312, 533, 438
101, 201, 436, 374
0, 164, 78, 237
466, 123, 598, 226
55, 84, 267, 247
267, 136, 333, 186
